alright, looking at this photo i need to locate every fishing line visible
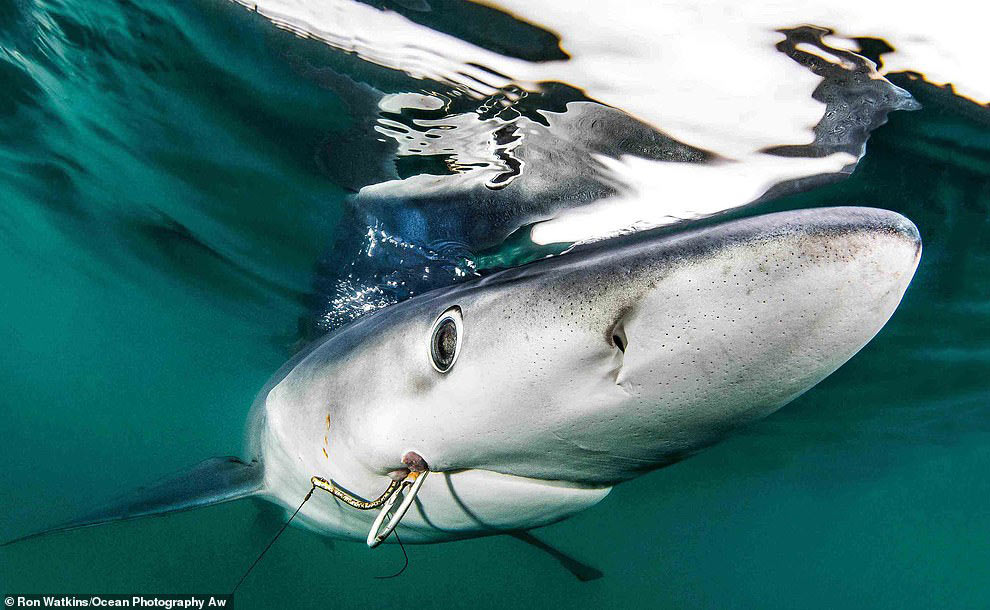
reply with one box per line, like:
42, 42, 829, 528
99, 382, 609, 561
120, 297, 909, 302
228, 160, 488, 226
232, 483, 315, 595
374, 529, 409, 579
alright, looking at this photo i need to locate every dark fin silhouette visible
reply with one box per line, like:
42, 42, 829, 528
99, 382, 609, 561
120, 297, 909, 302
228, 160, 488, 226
1, 456, 263, 547
509, 531, 604, 582
246, 497, 291, 548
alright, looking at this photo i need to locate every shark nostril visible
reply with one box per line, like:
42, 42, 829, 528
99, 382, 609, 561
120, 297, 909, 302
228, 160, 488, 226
611, 321, 628, 353
607, 305, 633, 354
613, 332, 626, 353
609, 322, 629, 385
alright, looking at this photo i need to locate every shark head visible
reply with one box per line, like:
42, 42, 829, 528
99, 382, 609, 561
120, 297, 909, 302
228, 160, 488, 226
255, 206, 921, 542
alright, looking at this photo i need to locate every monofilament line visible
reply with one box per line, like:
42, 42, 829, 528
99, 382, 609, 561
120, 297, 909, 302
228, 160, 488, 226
232, 484, 315, 595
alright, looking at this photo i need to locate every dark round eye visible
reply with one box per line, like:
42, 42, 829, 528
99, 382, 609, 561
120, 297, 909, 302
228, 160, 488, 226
429, 307, 462, 373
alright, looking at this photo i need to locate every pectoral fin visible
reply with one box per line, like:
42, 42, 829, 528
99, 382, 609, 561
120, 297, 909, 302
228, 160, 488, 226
2, 456, 263, 547
510, 531, 604, 582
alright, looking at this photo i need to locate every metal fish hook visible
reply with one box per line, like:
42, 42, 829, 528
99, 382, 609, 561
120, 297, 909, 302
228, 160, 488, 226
367, 470, 429, 548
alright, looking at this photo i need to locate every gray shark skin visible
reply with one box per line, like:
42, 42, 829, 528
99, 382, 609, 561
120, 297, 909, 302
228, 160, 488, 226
2, 206, 921, 552
252, 206, 921, 543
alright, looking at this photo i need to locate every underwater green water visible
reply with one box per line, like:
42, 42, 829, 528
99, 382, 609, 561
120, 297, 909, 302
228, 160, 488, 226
1, 1, 988, 608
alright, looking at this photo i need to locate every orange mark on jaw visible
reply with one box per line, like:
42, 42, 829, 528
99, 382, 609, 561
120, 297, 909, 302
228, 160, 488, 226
322, 414, 332, 460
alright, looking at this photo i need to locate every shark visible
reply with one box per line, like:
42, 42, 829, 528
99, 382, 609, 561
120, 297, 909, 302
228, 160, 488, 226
2, 206, 921, 579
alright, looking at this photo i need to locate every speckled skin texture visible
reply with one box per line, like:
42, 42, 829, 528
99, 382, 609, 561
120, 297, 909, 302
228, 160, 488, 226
251, 207, 920, 542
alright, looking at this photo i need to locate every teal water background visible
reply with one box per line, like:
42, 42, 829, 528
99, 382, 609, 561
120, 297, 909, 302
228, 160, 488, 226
1, 2, 988, 608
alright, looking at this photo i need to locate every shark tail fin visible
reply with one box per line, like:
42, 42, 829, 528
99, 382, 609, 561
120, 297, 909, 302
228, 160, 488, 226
1, 456, 263, 547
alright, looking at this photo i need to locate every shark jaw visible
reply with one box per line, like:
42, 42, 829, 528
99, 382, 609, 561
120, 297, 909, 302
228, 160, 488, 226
255, 206, 921, 543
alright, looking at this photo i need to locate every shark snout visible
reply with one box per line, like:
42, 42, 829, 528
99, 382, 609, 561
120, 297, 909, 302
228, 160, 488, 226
606, 207, 921, 466
625, 207, 920, 359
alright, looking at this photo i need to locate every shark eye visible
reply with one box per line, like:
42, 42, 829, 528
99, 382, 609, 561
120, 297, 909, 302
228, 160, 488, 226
429, 306, 462, 373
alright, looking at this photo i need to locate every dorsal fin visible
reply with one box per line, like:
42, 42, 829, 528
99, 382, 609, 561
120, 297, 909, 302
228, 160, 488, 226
2, 456, 263, 547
